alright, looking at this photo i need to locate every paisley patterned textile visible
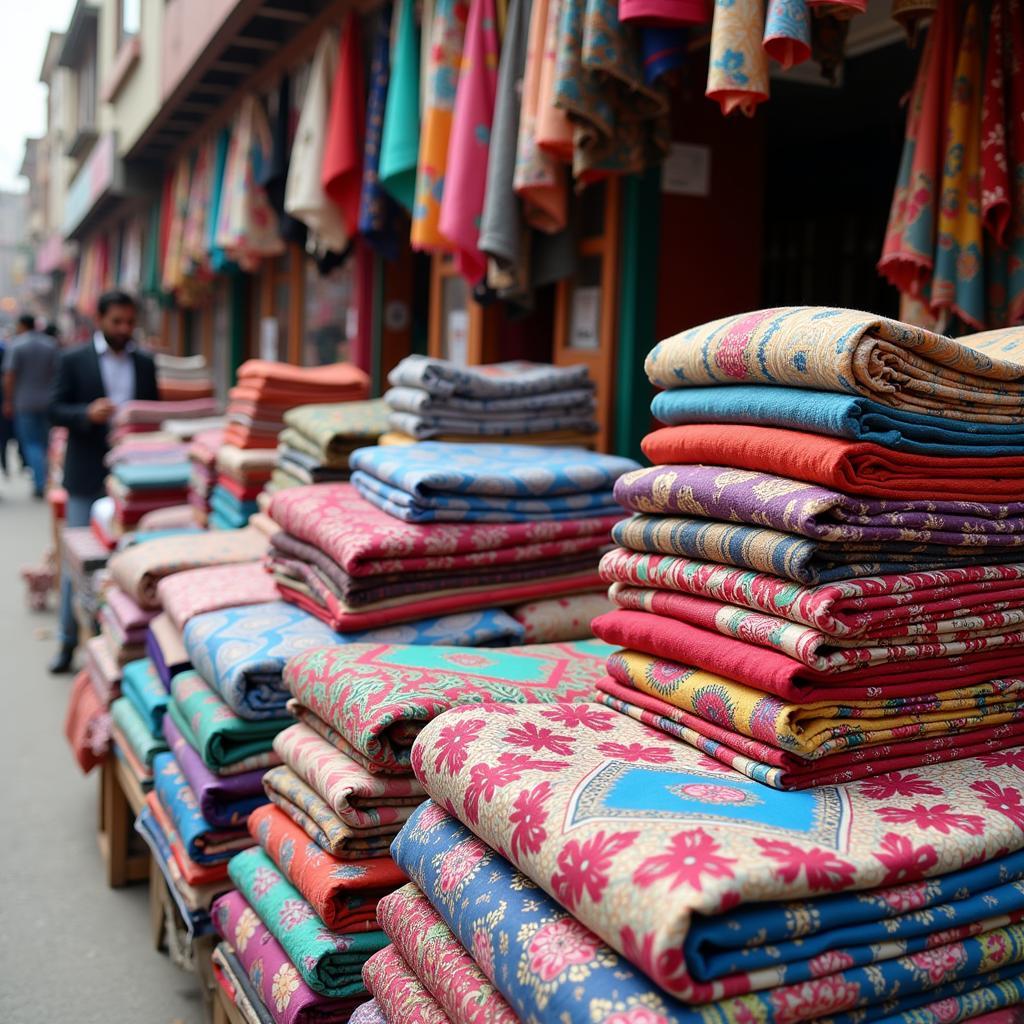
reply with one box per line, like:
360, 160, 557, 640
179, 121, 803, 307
387, 356, 592, 399
362, 945, 451, 1024
376, 883, 518, 1024
158, 562, 278, 631
249, 804, 406, 931
392, 801, 1024, 1024
108, 526, 270, 608
282, 400, 392, 469
706, 0, 769, 116
168, 670, 289, 773
615, 465, 1024, 549
641, 424, 1024, 500
644, 307, 1024, 422
511, 592, 613, 643
164, 715, 267, 828
650, 385, 1024, 457
228, 847, 388, 996
153, 752, 255, 864
600, 549, 1024, 640
763, 0, 810, 69
121, 657, 170, 734
212, 890, 366, 1024
410, 704, 1024, 1006
283, 639, 612, 774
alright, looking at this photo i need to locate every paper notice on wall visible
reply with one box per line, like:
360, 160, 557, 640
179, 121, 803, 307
570, 286, 600, 350
259, 317, 280, 362
447, 309, 469, 366
661, 143, 711, 197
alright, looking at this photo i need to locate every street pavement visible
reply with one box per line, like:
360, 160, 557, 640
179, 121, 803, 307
0, 469, 205, 1023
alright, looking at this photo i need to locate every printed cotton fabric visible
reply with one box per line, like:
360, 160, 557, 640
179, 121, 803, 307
511, 592, 612, 643
644, 307, 1024, 422
282, 400, 391, 467
121, 657, 170, 734
157, 562, 278, 631
284, 639, 612, 774
387, 356, 592, 399
410, 704, 1024, 1008
362, 945, 450, 1024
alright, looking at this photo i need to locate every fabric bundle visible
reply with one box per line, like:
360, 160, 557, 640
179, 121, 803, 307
154, 352, 215, 402
266, 483, 616, 632
158, 562, 279, 632
110, 692, 167, 789
106, 455, 192, 536
60, 526, 110, 622
146, 612, 192, 689
211, 446, 276, 529
383, 356, 599, 444
110, 397, 220, 441
224, 360, 370, 451
188, 428, 224, 525
97, 588, 157, 665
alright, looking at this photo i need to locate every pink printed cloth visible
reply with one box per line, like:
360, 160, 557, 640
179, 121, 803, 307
511, 592, 613, 643
363, 945, 450, 1024
157, 562, 279, 632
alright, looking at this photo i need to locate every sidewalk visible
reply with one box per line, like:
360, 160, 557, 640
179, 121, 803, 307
0, 472, 203, 1023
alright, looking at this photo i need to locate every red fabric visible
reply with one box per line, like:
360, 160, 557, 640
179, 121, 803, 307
235, 359, 369, 398
64, 670, 110, 774
91, 518, 117, 550
146, 792, 230, 887
592, 609, 1024, 702
641, 424, 1024, 500
618, 0, 710, 23
248, 805, 403, 930
981, 0, 1011, 244
321, 13, 366, 238
216, 476, 266, 502
222, 425, 279, 450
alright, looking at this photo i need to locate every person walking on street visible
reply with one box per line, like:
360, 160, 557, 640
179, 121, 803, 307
48, 291, 158, 674
3, 312, 59, 498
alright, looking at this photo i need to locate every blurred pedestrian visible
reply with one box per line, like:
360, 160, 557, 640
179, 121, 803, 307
3, 312, 58, 499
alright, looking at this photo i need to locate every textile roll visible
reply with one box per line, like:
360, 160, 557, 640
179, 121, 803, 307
763, 0, 811, 68
283, 639, 612, 774
384, 384, 597, 417
212, 891, 365, 1024
157, 562, 278, 631
362, 945, 450, 1024
410, 704, 1024, 1008
168, 671, 288, 773
228, 847, 388, 996
644, 307, 1024, 422
249, 804, 405, 931
640, 424, 1024, 500
706, 0, 769, 116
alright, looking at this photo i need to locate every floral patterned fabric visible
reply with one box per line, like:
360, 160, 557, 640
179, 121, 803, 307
511, 593, 612, 643
284, 639, 612, 774
410, 703, 1024, 1005
228, 847, 388, 996
282, 401, 392, 468
249, 804, 406, 931
763, 0, 810, 69
212, 890, 365, 1024
168, 671, 289, 772
376, 883, 518, 1024
644, 307, 1024, 422
706, 0, 769, 116
145, 790, 230, 888
158, 562, 278, 631
210, 944, 273, 1024
362, 945, 450, 1024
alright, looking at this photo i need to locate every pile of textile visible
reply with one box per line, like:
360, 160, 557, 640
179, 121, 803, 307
225, 360, 370, 450
273, 398, 391, 492
97, 586, 157, 666
61, 526, 111, 627
110, 397, 220, 444
211, 446, 276, 529
110, 657, 169, 789
383, 357, 599, 445
106, 459, 192, 537
584, 306, 1024, 789
187, 428, 223, 525
154, 352, 215, 402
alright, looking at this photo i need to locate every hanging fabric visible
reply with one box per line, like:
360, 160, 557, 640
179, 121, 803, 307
706, 0, 769, 116
619, 0, 708, 25
1003, 0, 1024, 324
161, 157, 191, 294
379, 0, 421, 212
181, 136, 216, 277
322, 12, 366, 240
890, 0, 936, 39
763, 0, 811, 69
410, 0, 469, 251
261, 76, 309, 247
981, 0, 1010, 246
359, 3, 403, 260
285, 28, 350, 255
536, 0, 574, 160
639, 27, 688, 85
807, 0, 865, 15
207, 128, 232, 273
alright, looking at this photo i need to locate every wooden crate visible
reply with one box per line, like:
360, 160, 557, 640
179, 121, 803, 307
96, 756, 150, 888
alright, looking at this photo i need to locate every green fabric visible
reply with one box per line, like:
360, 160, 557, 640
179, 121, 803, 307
228, 848, 388, 996
282, 399, 391, 465
169, 670, 290, 770
279, 427, 326, 463
378, 0, 421, 211
111, 697, 168, 768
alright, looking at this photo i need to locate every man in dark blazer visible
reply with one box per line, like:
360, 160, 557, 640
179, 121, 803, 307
49, 290, 159, 673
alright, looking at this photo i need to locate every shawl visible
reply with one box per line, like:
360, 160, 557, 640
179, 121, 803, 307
644, 307, 1024, 422
378, 0, 421, 211
384, 384, 596, 416
210, 945, 274, 1024
145, 790, 230, 888
157, 562, 278, 631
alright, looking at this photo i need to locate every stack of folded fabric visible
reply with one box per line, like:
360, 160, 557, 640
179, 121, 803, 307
225, 360, 370, 450
384, 356, 599, 445
109, 657, 169, 789
266, 483, 622, 633
210, 446, 277, 529
273, 398, 392, 492
146, 613, 192, 689
160, 415, 226, 443
187, 428, 223, 525
382, 705, 1024, 1024
61, 526, 111, 628
105, 432, 190, 470
582, 306, 1024, 789
111, 397, 220, 443
154, 352, 215, 402
97, 586, 157, 665
64, 631, 125, 774
106, 458, 193, 536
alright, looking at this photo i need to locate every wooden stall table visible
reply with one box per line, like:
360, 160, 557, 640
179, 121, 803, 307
97, 755, 150, 888
211, 972, 248, 1024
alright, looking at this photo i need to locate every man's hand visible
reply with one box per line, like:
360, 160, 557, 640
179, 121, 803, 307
86, 397, 115, 424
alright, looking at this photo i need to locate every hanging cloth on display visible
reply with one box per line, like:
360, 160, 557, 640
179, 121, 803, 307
410, 0, 469, 251
322, 13, 366, 240
890, 0, 935, 37
161, 157, 192, 294
706, 0, 769, 116
536, 0, 574, 161
260, 76, 309, 248
206, 128, 232, 273
981, 0, 1010, 247
215, 95, 285, 272
513, 0, 569, 232
763, 0, 811, 69
439, 0, 501, 282
807, 0, 865, 15
285, 27, 350, 256
639, 27, 688, 85
181, 136, 216, 278
379, 0, 422, 212
359, 3, 402, 260
619, 0, 708, 25
1003, 0, 1024, 325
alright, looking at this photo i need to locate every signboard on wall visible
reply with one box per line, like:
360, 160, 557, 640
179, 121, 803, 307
661, 143, 711, 198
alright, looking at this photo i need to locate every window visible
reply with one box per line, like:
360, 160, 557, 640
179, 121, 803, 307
118, 0, 141, 45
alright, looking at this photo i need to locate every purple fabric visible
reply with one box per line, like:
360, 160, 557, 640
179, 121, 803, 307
615, 465, 1024, 549
145, 630, 173, 691
163, 715, 268, 827
106, 587, 158, 633
212, 890, 363, 1024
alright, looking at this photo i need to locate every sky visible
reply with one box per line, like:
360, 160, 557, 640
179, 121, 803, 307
0, 0, 75, 193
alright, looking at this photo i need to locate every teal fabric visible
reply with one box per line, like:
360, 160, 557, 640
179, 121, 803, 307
378, 0, 420, 211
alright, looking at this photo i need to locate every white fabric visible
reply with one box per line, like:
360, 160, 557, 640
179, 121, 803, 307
93, 332, 137, 408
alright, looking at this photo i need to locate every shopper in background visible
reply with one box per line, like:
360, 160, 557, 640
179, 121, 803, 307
48, 290, 159, 674
3, 312, 59, 499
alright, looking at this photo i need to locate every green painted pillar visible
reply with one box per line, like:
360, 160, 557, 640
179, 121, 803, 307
614, 167, 661, 463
